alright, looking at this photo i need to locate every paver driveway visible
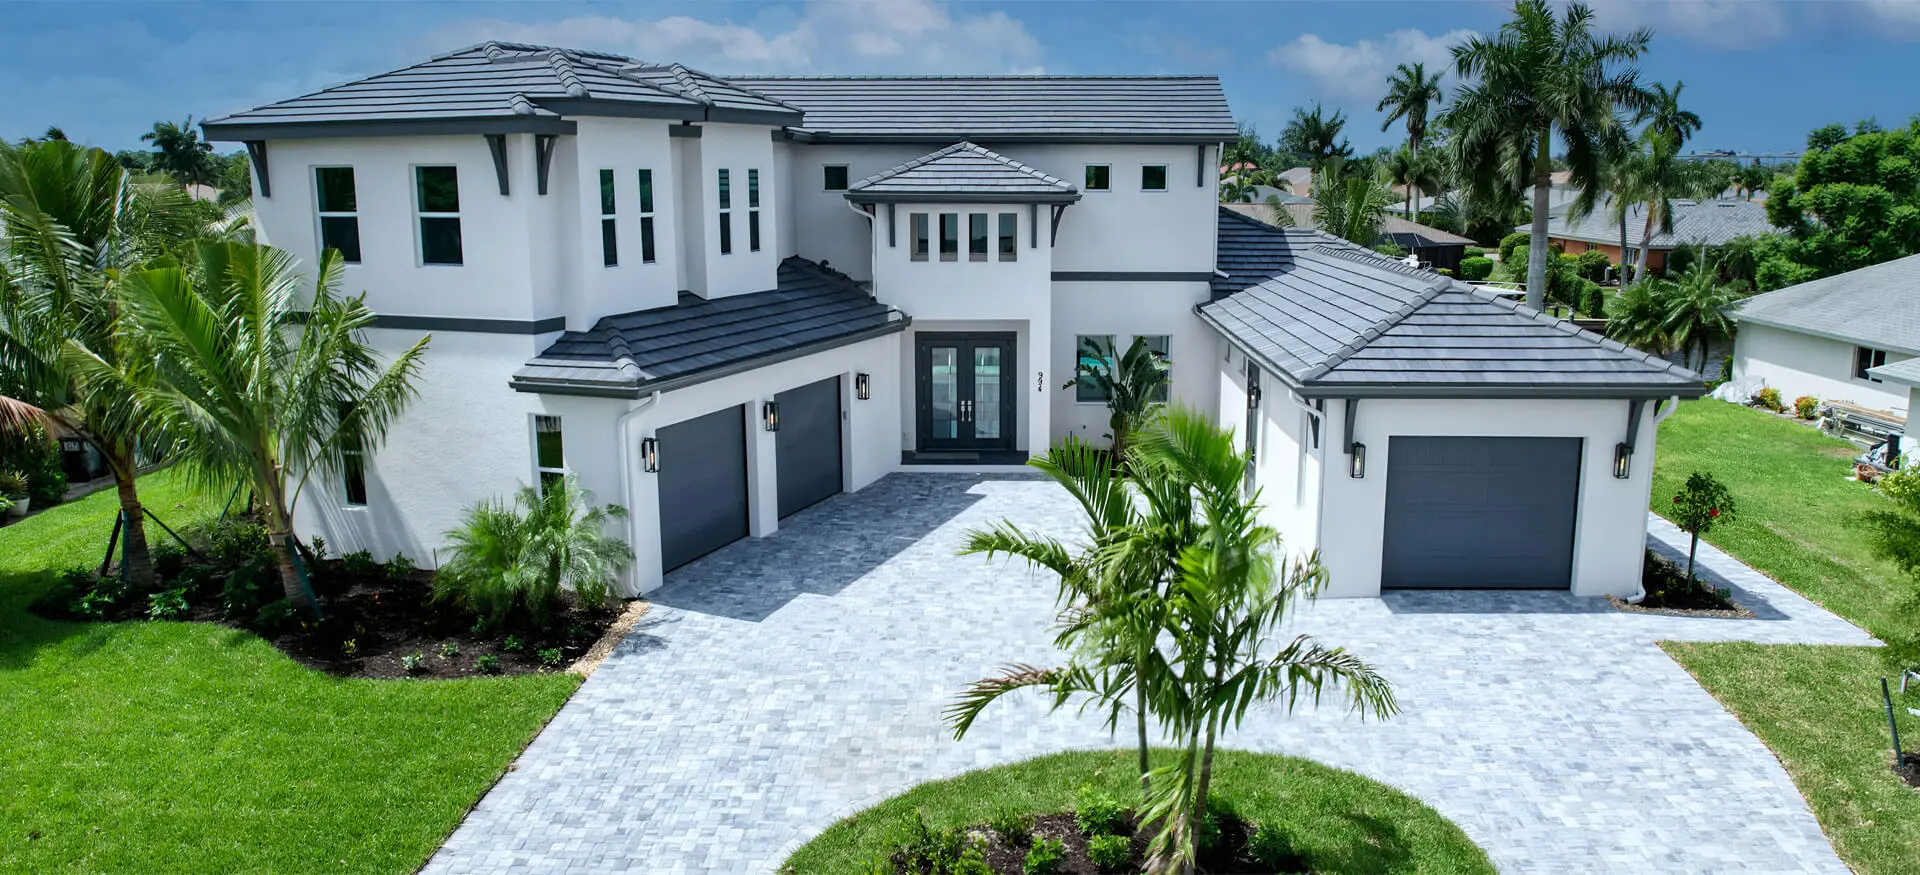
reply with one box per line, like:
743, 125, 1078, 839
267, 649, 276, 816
426, 474, 1874, 875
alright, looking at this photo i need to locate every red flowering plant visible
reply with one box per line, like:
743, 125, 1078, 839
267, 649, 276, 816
1671, 472, 1737, 591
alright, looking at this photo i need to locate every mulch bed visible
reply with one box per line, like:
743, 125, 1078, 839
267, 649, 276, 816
1896, 753, 1920, 790
1608, 550, 1753, 619
898, 811, 1308, 874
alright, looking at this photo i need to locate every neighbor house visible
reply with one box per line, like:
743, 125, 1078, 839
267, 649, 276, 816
1532, 196, 1772, 273
1730, 253, 1920, 418
204, 42, 1703, 599
1224, 201, 1476, 274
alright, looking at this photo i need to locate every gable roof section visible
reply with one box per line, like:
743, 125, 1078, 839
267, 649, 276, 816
1730, 253, 1920, 355
511, 257, 906, 398
1203, 209, 1704, 399
1213, 206, 1374, 296
204, 42, 800, 140
845, 142, 1079, 204
1868, 356, 1920, 389
1533, 196, 1775, 250
1222, 202, 1475, 248
726, 75, 1237, 143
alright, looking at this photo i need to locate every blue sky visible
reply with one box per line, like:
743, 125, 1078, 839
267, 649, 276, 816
4, 1, 1918, 156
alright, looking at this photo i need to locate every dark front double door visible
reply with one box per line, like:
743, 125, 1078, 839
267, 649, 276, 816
916, 332, 1015, 452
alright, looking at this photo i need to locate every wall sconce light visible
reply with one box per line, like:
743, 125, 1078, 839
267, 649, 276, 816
641, 436, 659, 473
1247, 385, 1262, 410
1613, 442, 1632, 479
1348, 442, 1367, 479
762, 400, 780, 432
854, 372, 871, 401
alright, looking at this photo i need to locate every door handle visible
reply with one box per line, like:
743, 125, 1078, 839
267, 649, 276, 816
961, 399, 971, 422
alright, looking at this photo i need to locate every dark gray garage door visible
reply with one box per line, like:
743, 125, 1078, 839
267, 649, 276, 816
657, 405, 749, 571
776, 377, 843, 518
1381, 436, 1582, 589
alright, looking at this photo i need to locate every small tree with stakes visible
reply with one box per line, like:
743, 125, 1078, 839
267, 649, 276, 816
1671, 472, 1736, 591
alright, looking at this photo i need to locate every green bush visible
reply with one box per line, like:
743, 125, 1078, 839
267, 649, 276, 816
1793, 395, 1821, 419
1023, 837, 1065, 874
896, 809, 965, 871
988, 809, 1032, 846
1574, 249, 1612, 283
253, 598, 301, 637
1458, 256, 1495, 281
538, 647, 564, 668
503, 634, 525, 652
147, 588, 190, 621
1755, 386, 1785, 412
439, 640, 461, 659
386, 552, 418, 579
1, 425, 69, 507
1073, 784, 1126, 836
340, 549, 380, 579
1085, 833, 1132, 871
1580, 283, 1607, 318
402, 652, 426, 674
222, 557, 278, 620
152, 544, 188, 581
474, 653, 501, 675
0, 469, 28, 499
1498, 231, 1531, 264
950, 847, 992, 875
209, 519, 272, 565
1372, 241, 1408, 258
1247, 822, 1301, 869
435, 475, 630, 631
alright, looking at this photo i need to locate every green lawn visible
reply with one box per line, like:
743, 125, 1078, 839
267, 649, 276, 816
781, 749, 1494, 874
1653, 401, 1920, 874
0, 469, 580, 874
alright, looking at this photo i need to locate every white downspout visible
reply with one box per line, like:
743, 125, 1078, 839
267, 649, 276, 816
1627, 395, 1683, 604
616, 391, 662, 595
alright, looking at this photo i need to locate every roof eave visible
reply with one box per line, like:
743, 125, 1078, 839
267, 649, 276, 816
1292, 382, 1709, 400
782, 131, 1233, 145
509, 317, 911, 399
844, 191, 1081, 205
1731, 310, 1920, 358
203, 116, 579, 142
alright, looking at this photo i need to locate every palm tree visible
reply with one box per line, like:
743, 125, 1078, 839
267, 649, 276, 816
103, 241, 429, 609
436, 474, 630, 630
42, 127, 67, 142
1657, 262, 1742, 371
1604, 279, 1669, 352
1280, 104, 1354, 168
1377, 62, 1446, 156
1063, 335, 1170, 461
140, 117, 216, 187
0, 139, 197, 589
1620, 130, 1724, 282
1639, 81, 1702, 149
1445, 0, 1654, 310
1218, 176, 1256, 203
1384, 146, 1440, 219
1311, 160, 1397, 247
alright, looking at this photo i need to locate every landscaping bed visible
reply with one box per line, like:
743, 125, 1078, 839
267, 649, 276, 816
879, 804, 1305, 875
1609, 549, 1751, 618
27, 519, 616, 679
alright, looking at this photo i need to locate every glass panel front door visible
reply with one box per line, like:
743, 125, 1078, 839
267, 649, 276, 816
916, 333, 1015, 451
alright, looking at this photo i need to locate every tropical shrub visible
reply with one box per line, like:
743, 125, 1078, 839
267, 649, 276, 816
1861, 467, 1920, 666
402, 652, 426, 674
1085, 834, 1132, 871
538, 647, 564, 668
1498, 231, 1531, 264
1754, 386, 1784, 412
386, 552, 418, 579
1372, 240, 1409, 258
0, 494, 12, 517
1670, 472, 1737, 589
1793, 395, 1821, 419
1023, 837, 1065, 874
208, 519, 272, 565
473, 653, 500, 675
0, 469, 27, 499
439, 640, 460, 659
221, 557, 277, 619
253, 598, 300, 637
1458, 256, 1495, 281
1074, 784, 1126, 836
434, 474, 631, 631
988, 809, 1033, 846
0, 425, 68, 507
1062, 335, 1170, 461
1574, 249, 1612, 283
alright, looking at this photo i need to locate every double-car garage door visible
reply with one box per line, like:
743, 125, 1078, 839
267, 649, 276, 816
654, 377, 844, 572
1381, 436, 1582, 589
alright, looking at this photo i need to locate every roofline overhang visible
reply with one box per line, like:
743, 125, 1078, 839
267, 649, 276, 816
778, 130, 1234, 146
508, 317, 911, 399
1867, 364, 1920, 389
533, 99, 802, 127
203, 116, 579, 142
844, 190, 1081, 205
1730, 310, 1920, 358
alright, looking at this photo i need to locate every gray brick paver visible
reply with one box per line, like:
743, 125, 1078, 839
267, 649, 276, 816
424, 475, 1870, 875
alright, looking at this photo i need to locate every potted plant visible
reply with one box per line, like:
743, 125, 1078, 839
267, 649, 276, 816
0, 470, 30, 519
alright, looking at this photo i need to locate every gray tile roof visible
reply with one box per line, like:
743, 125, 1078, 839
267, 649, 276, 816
1531, 196, 1775, 249
725, 75, 1237, 143
1223, 202, 1475, 248
1205, 209, 1704, 398
1731, 253, 1920, 355
1868, 356, 1920, 388
845, 142, 1079, 203
511, 257, 906, 397
204, 42, 799, 137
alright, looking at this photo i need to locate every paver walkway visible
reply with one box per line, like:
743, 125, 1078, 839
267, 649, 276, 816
425, 474, 1875, 875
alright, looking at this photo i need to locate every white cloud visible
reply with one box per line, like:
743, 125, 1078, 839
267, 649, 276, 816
1266, 29, 1476, 103
1584, 0, 1791, 49
424, 0, 1044, 74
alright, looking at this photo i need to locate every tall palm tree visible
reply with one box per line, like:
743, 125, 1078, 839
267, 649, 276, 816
1377, 62, 1446, 156
1657, 262, 1742, 371
1620, 130, 1724, 281
140, 117, 216, 187
1603, 278, 1669, 352
1280, 104, 1354, 168
1311, 160, 1397, 247
1445, 0, 1654, 310
0, 140, 196, 589
101, 242, 429, 608
1384, 146, 1441, 219
1639, 81, 1702, 149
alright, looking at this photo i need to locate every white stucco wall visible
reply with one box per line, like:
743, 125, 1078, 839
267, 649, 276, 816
1217, 349, 1327, 559
1734, 322, 1913, 414
696, 123, 783, 298
996, 143, 1217, 274
570, 118, 681, 323
1050, 280, 1216, 445
786, 143, 932, 280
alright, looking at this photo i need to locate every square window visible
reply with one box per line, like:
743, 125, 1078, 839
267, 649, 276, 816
1142, 164, 1168, 191
823, 165, 849, 191
911, 213, 929, 262
416, 166, 460, 213
1085, 165, 1111, 192
419, 217, 463, 265
968, 213, 988, 262
1075, 335, 1116, 403
939, 213, 959, 262
316, 167, 357, 212
1856, 346, 1890, 381
319, 216, 362, 263
997, 212, 1018, 262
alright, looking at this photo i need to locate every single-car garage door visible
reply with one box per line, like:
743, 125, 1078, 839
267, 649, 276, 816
1381, 436, 1582, 589
775, 377, 843, 518
657, 405, 749, 571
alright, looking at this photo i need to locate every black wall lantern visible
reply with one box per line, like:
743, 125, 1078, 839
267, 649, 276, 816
854, 372, 871, 401
762, 400, 780, 432
641, 436, 659, 473
1247, 384, 1262, 410
1613, 442, 1632, 479
1348, 442, 1367, 479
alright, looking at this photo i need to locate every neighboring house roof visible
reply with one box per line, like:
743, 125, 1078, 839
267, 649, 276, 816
845, 142, 1079, 204
1730, 253, 1920, 356
726, 75, 1236, 143
203, 42, 800, 139
1223, 202, 1475, 250
510, 257, 907, 397
1203, 208, 1705, 399
1868, 357, 1920, 389
1531, 196, 1774, 249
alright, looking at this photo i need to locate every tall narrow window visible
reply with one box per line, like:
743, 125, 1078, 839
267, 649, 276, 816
823, 165, 849, 191
1085, 164, 1111, 192
911, 213, 929, 262
748, 168, 761, 252
1075, 335, 1116, 403
1138, 335, 1172, 402
637, 169, 656, 263
1141, 164, 1169, 191
939, 213, 959, 262
533, 415, 565, 492
997, 212, 1018, 262
416, 166, 463, 265
968, 213, 988, 262
599, 169, 618, 266
717, 168, 732, 255
340, 404, 367, 506
315, 167, 361, 263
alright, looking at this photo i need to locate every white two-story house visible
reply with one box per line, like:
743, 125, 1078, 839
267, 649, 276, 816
206, 42, 1705, 599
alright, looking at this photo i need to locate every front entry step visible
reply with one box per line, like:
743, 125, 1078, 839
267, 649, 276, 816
901, 450, 1029, 466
